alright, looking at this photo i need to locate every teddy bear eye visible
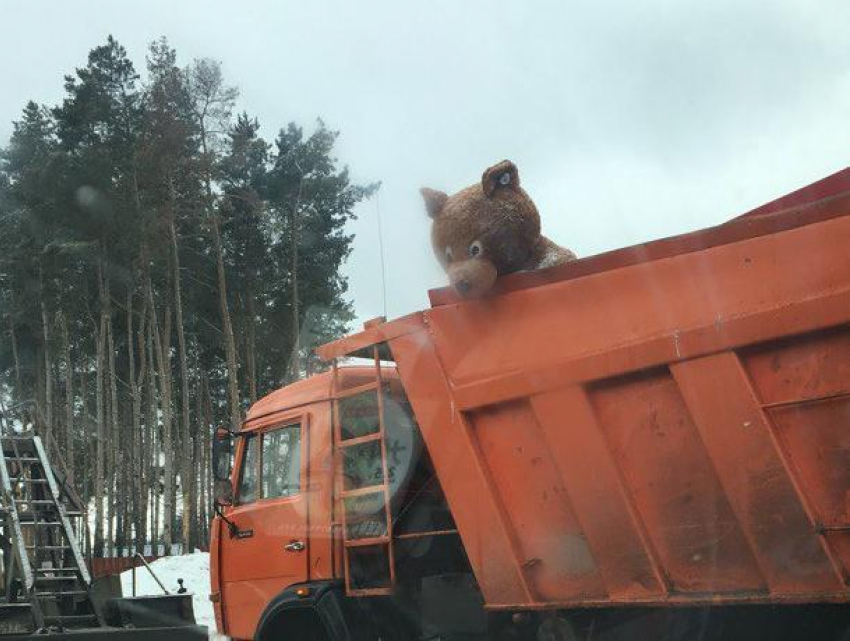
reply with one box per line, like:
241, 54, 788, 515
468, 240, 483, 257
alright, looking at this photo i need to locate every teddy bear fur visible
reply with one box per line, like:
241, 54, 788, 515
421, 159, 576, 298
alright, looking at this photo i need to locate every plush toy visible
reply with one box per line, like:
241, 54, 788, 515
421, 160, 576, 298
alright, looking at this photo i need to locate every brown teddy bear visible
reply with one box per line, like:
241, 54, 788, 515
421, 160, 576, 298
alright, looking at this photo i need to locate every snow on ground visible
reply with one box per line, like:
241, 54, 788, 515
120, 551, 227, 639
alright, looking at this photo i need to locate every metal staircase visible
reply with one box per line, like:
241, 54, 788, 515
0, 433, 102, 631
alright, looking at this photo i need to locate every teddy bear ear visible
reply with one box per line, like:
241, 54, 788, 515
420, 187, 448, 218
482, 160, 520, 197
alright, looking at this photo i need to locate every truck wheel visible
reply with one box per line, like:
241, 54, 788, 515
536, 615, 578, 641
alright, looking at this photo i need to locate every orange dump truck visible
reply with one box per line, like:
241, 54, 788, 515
210, 170, 850, 640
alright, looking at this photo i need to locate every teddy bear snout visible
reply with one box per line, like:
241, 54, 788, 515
455, 279, 472, 296
448, 260, 497, 298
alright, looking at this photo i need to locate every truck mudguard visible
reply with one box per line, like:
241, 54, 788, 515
254, 581, 352, 641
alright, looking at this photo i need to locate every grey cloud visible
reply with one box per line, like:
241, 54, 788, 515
2, 0, 849, 322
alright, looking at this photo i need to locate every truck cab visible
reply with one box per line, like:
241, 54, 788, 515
210, 363, 474, 641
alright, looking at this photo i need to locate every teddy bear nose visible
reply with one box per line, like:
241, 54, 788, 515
455, 279, 472, 295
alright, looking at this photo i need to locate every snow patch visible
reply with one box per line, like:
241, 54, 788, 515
120, 551, 226, 639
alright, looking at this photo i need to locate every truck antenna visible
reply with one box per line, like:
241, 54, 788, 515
375, 189, 388, 319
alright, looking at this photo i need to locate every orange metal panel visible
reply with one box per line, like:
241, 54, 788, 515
670, 352, 843, 593
209, 518, 224, 632
590, 370, 765, 593
739, 167, 850, 218
529, 386, 668, 600
769, 398, 850, 580
389, 331, 532, 606
452, 287, 850, 411
826, 534, 850, 581
467, 400, 607, 602
305, 401, 335, 581
769, 399, 850, 530
742, 327, 850, 406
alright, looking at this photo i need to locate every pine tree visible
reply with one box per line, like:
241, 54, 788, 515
0, 35, 377, 556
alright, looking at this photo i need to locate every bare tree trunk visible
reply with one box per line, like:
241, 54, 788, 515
35, 351, 45, 423
195, 374, 206, 547
201, 373, 213, 546
94, 262, 107, 557
198, 371, 212, 546
163, 306, 174, 554
40, 267, 53, 439
245, 289, 258, 404
286, 175, 305, 382
190, 381, 203, 550
122, 425, 131, 553
130, 167, 146, 554
168, 209, 193, 555
139, 348, 151, 552
149, 273, 174, 556
134, 291, 148, 553
107, 319, 119, 555
79, 366, 91, 552
59, 312, 75, 483
151, 470, 159, 553
104, 377, 112, 556
78, 367, 88, 495
146, 317, 158, 554
8, 316, 22, 399
290, 215, 300, 380
210, 215, 241, 432
127, 287, 142, 553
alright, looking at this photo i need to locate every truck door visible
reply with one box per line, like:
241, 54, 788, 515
220, 417, 309, 640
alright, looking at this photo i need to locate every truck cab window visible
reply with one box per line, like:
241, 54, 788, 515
262, 424, 301, 499
237, 435, 259, 504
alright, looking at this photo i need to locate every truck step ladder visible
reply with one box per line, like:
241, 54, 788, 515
0, 433, 103, 631
333, 345, 397, 597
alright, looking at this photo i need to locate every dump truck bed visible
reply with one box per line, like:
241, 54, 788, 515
318, 169, 850, 611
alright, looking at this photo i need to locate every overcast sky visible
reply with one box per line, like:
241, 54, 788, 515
3, 0, 850, 326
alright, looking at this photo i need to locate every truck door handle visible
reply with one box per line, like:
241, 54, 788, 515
284, 540, 305, 552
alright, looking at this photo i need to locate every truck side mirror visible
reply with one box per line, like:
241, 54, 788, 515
212, 427, 234, 506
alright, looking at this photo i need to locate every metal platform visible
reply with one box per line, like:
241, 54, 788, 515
0, 402, 206, 638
